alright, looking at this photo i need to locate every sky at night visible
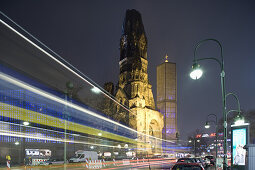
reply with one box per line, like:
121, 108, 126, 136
0, 0, 255, 140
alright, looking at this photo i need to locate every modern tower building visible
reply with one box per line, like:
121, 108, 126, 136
157, 55, 178, 140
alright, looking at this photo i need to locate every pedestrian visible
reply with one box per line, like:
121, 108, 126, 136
24, 157, 29, 166
29, 157, 32, 165
6, 155, 11, 168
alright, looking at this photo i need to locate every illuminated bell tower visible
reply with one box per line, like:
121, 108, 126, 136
115, 9, 164, 154
118, 9, 155, 112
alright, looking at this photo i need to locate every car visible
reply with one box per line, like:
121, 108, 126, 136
204, 155, 215, 166
203, 157, 211, 167
40, 158, 65, 165
177, 158, 197, 163
171, 162, 205, 170
69, 151, 98, 163
194, 157, 206, 167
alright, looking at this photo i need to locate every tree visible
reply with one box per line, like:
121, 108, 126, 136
244, 110, 255, 143
187, 129, 207, 156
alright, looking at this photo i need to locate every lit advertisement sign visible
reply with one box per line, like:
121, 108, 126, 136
196, 134, 201, 138
232, 128, 247, 165
210, 133, 216, 137
202, 134, 209, 138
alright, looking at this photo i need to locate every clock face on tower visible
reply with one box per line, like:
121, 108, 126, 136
121, 35, 127, 49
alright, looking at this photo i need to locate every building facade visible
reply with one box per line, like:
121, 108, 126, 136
157, 56, 178, 141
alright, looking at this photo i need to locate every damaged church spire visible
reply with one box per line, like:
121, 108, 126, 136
120, 9, 148, 61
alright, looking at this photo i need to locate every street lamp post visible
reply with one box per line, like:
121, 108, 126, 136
189, 39, 228, 169
189, 138, 200, 156
205, 114, 218, 170
64, 81, 73, 169
196, 139, 200, 157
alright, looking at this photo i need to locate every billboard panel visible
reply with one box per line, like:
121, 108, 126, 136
231, 123, 249, 168
232, 128, 246, 165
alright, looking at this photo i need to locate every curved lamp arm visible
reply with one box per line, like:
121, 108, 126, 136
193, 39, 224, 70
227, 109, 239, 115
226, 92, 241, 115
206, 114, 217, 121
206, 113, 218, 125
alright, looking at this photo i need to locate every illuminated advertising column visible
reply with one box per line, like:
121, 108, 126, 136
231, 123, 250, 168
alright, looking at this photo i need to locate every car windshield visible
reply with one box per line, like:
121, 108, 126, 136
47, 158, 56, 162
73, 154, 83, 158
172, 164, 202, 170
205, 156, 214, 159
195, 158, 202, 162
177, 159, 195, 163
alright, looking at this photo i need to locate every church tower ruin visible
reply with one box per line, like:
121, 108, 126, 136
115, 9, 164, 154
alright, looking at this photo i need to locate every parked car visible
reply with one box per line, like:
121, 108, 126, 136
203, 158, 211, 166
69, 150, 98, 163
171, 162, 205, 170
40, 158, 64, 165
194, 157, 206, 168
205, 155, 215, 166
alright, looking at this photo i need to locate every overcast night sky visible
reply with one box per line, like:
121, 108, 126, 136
0, 0, 254, 140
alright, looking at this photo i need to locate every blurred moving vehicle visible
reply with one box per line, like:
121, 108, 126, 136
171, 162, 205, 170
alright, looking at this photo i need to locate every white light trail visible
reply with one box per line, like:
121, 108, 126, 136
0, 129, 115, 148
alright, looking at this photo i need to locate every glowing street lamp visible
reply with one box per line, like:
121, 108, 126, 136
205, 121, 210, 129
234, 114, 245, 126
190, 63, 203, 80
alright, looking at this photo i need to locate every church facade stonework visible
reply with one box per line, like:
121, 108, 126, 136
114, 9, 164, 154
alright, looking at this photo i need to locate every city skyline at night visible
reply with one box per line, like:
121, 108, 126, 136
0, 1, 254, 141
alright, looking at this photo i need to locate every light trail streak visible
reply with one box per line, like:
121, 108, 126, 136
0, 128, 159, 152
0, 72, 135, 133
0, 71, 175, 143
0, 121, 164, 152
0, 129, 118, 149
101, 158, 175, 170
0, 120, 119, 146
0, 101, 138, 144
